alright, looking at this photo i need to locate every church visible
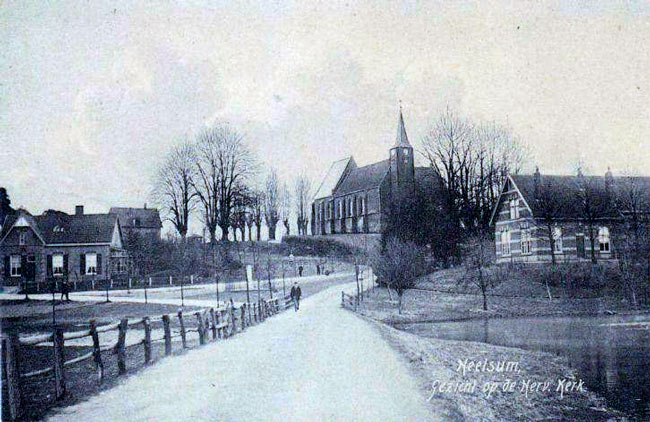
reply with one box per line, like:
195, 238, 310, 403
311, 110, 438, 236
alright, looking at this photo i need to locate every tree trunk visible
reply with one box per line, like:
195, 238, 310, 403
255, 223, 261, 241
482, 288, 487, 311
220, 224, 230, 242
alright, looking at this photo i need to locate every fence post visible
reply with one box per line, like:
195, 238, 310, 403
241, 304, 246, 331
143, 317, 152, 364
89, 319, 104, 381
190, 275, 194, 285
4, 334, 24, 420
229, 304, 236, 335
178, 310, 187, 348
149, 277, 152, 287
209, 308, 217, 340
53, 327, 66, 399
195, 312, 206, 345
253, 303, 258, 323
170, 275, 173, 286
128, 278, 132, 291
116, 318, 128, 375
215, 310, 222, 339
162, 314, 172, 356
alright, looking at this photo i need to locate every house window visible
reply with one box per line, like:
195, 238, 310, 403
19, 232, 26, 245
502, 228, 511, 256
53, 254, 64, 276
553, 227, 563, 253
116, 260, 125, 273
86, 253, 97, 275
359, 197, 365, 215
404, 148, 409, 156
520, 223, 532, 255
348, 198, 353, 217
509, 198, 519, 219
10, 255, 21, 277
598, 227, 610, 252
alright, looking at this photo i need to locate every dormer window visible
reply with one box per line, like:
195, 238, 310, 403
53, 225, 64, 233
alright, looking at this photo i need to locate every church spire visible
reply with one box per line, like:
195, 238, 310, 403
394, 105, 410, 147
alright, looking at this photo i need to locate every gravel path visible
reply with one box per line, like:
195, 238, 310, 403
45, 282, 434, 421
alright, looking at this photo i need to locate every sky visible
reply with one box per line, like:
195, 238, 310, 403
1, 0, 649, 235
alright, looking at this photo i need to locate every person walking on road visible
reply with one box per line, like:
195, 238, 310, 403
290, 282, 302, 311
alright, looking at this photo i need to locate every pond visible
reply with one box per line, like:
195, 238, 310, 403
399, 313, 650, 419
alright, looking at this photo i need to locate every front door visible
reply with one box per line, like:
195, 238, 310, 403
25, 255, 36, 281
576, 235, 585, 259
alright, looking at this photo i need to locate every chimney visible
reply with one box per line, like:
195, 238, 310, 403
75, 205, 84, 216
533, 166, 541, 198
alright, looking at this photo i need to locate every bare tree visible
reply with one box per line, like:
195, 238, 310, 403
615, 175, 650, 306
193, 125, 256, 242
264, 169, 280, 241
153, 142, 198, 239
372, 237, 424, 314
533, 174, 567, 266
575, 170, 612, 264
280, 182, 291, 236
294, 174, 312, 235
462, 233, 498, 311
420, 109, 526, 237
231, 184, 252, 242
249, 190, 264, 241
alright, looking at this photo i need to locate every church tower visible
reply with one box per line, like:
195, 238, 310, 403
389, 108, 415, 206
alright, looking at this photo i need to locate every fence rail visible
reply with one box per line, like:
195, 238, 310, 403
1, 296, 286, 421
341, 268, 376, 311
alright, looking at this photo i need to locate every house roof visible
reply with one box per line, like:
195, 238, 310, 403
1, 210, 119, 245
313, 157, 355, 199
109, 207, 162, 229
508, 173, 650, 220
334, 160, 390, 196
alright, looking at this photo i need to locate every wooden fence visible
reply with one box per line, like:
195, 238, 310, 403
1, 296, 293, 421
341, 277, 376, 311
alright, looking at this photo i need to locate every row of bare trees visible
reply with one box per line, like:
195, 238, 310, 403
153, 124, 313, 242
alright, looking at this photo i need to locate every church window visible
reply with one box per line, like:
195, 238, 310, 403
598, 227, 610, 252
403, 148, 409, 156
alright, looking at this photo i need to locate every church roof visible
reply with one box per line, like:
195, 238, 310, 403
334, 160, 390, 196
313, 157, 356, 200
393, 110, 410, 148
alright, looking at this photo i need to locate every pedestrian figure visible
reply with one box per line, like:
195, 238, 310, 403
60, 278, 70, 302
316, 264, 321, 275
290, 282, 302, 311
298, 265, 303, 277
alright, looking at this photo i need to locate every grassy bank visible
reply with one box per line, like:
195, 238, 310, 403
362, 267, 647, 325
368, 318, 626, 421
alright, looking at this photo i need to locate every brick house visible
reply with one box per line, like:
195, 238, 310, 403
1, 206, 127, 289
311, 110, 439, 236
109, 205, 162, 242
490, 169, 650, 264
